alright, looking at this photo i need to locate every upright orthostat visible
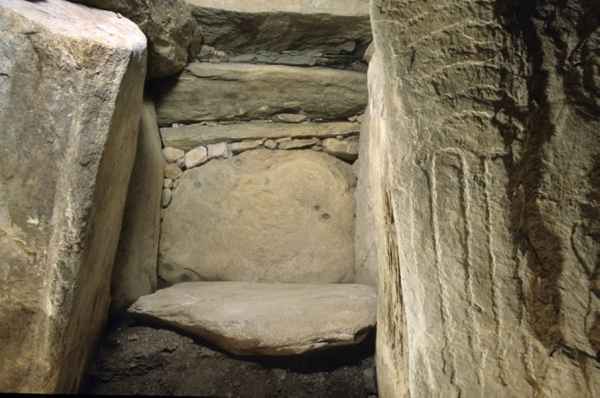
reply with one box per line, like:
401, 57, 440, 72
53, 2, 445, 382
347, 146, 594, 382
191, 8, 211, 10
0, 0, 146, 392
359, 0, 600, 397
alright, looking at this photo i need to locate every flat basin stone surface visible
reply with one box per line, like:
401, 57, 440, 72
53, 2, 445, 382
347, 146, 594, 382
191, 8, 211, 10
159, 150, 356, 285
128, 282, 377, 356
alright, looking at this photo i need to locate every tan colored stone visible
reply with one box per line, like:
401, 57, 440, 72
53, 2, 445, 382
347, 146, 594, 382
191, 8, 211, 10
159, 150, 356, 284
183, 146, 208, 169
110, 100, 164, 314
230, 139, 264, 154
160, 121, 360, 151
273, 113, 307, 123
129, 282, 376, 355
155, 63, 367, 125
0, 0, 146, 392
206, 142, 230, 159
322, 137, 359, 162
164, 163, 183, 179
363, 1, 600, 397
277, 137, 319, 150
162, 147, 185, 163
186, 0, 369, 16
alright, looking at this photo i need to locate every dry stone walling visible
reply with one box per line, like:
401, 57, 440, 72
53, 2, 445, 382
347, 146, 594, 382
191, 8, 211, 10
358, 0, 600, 397
0, 0, 146, 392
121, 0, 377, 358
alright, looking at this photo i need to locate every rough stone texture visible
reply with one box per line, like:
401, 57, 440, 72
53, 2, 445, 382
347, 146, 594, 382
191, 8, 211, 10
155, 63, 368, 125
74, 0, 200, 79
353, 111, 380, 288
128, 282, 377, 355
362, 0, 600, 397
322, 137, 359, 162
186, 0, 371, 68
231, 139, 264, 154
273, 113, 308, 123
82, 323, 377, 397
159, 150, 356, 284
110, 100, 163, 314
206, 141, 230, 159
183, 146, 208, 169
278, 137, 319, 150
160, 121, 360, 151
0, 0, 146, 392
162, 147, 184, 163
163, 163, 182, 180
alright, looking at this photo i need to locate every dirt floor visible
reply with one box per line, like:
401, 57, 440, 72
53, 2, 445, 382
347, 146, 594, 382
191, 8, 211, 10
82, 317, 378, 397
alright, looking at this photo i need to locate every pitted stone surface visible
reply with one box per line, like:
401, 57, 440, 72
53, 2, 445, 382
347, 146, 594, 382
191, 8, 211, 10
159, 150, 356, 284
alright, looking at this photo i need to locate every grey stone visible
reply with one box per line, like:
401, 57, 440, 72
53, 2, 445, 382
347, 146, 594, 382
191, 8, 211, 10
206, 142, 230, 159
155, 63, 367, 125
111, 100, 164, 314
186, 0, 371, 68
0, 0, 146, 392
184, 146, 208, 169
129, 282, 376, 355
363, 1, 600, 397
160, 121, 360, 151
230, 139, 264, 154
161, 189, 173, 208
272, 113, 307, 123
163, 178, 174, 189
74, 0, 200, 79
162, 147, 185, 163
277, 138, 320, 150
322, 138, 359, 162
159, 150, 356, 285
353, 114, 378, 287
264, 139, 278, 149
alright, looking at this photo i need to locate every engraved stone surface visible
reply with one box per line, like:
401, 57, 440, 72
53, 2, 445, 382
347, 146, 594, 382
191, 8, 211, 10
359, 1, 600, 397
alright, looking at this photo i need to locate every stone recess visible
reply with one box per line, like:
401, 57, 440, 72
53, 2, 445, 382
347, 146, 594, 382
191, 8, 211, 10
110, 100, 164, 314
0, 0, 146, 393
160, 121, 360, 151
155, 63, 368, 125
363, 1, 600, 397
73, 0, 200, 79
128, 282, 376, 355
186, 0, 371, 68
159, 150, 356, 285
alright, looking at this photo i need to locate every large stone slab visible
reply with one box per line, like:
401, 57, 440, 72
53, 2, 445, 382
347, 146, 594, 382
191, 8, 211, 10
159, 150, 355, 285
155, 63, 367, 125
363, 1, 600, 397
0, 0, 146, 392
74, 0, 200, 79
110, 100, 164, 314
187, 0, 370, 68
129, 282, 376, 355
160, 121, 360, 151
